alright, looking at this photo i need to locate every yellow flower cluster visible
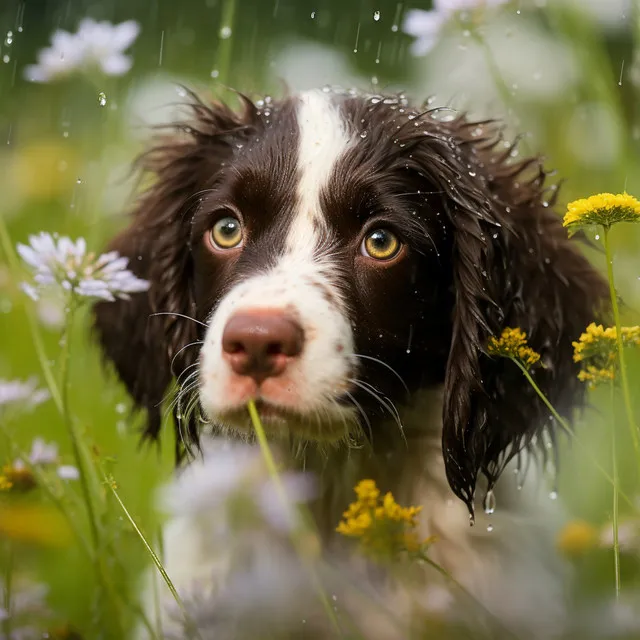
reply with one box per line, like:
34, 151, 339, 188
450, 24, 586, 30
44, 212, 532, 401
563, 192, 640, 235
487, 327, 541, 368
0, 475, 12, 491
336, 479, 433, 560
573, 323, 640, 389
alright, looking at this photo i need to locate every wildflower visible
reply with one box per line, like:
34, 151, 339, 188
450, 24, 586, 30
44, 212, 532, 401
563, 192, 640, 235
600, 519, 640, 553
402, 0, 509, 56
487, 327, 541, 368
572, 323, 640, 388
557, 520, 599, 557
24, 18, 140, 83
337, 479, 433, 560
161, 439, 315, 533
0, 580, 50, 636
17, 232, 149, 302
0, 476, 12, 491
0, 378, 49, 410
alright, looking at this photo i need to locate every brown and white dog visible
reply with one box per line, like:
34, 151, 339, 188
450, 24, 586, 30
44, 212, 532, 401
94, 88, 608, 638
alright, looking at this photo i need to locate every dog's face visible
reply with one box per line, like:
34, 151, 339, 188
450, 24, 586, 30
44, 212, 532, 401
94, 88, 607, 510
189, 91, 452, 441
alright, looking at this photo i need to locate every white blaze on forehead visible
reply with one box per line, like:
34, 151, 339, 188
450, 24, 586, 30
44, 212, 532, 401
286, 90, 353, 253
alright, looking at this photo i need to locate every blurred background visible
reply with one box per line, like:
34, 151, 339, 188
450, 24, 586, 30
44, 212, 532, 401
1, 0, 640, 637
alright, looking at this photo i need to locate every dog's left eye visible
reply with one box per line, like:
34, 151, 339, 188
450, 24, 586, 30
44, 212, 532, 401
362, 228, 402, 261
209, 215, 243, 250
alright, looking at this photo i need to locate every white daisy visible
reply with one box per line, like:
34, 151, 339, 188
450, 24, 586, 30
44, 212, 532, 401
12, 437, 80, 482
403, 0, 509, 56
17, 232, 149, 302
0, 378, 49, 409
24, 18, 140, 83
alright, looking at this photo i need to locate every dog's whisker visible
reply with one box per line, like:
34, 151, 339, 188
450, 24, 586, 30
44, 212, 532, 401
150, 311, 208, 328
170, 341, 204, 375
351, 354, 409, 392
344, 390, 373, 445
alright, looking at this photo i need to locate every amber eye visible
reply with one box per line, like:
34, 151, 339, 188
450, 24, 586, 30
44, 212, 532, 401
209, 215, 243, 250
362, 228, 401, 261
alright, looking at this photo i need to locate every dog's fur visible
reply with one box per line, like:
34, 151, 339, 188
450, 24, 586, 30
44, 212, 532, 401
94, 88, 608, 638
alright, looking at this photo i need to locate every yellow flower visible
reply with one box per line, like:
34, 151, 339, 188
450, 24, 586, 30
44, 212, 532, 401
0, 475, 12, 491
0, 503, 72, 547
337, 479, 433, 561
557, 520, 599, 557
1, 463, 36, 492
487, 327, 541, 368
572, 323, 640, 388
563, 192, 640, 235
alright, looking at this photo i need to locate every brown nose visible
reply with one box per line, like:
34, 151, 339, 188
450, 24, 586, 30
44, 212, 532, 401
221, 312, 304, 383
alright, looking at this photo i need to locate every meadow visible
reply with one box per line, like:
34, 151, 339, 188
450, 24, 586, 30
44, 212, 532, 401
1, 0, 640, 637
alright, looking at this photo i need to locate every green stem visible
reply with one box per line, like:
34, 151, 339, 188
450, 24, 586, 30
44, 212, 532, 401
2, 541, 13, 640
58, 302, 101, 551
214, 0, 237, 86
512, 359, 636, 510
611, 380, 620, 598
0, 218, 62, 413
602, 225, 640, 456
106, 480, 200, 639
247, 400, 343, 636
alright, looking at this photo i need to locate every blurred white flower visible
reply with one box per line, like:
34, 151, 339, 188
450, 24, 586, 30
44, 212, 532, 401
35, 296, 65, 330
600, 519, 640, 552
161, 440, 316, 533
0, 378, 49, 409
24, 18, 140, 83
26, 437, 58, 465
17, 232, 149, 302
403, 0, 509, 56
12, 437, 79, 482
0, 581, 49, 638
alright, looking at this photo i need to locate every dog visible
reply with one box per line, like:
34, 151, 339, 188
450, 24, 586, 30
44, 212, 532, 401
94, 88, 609, 638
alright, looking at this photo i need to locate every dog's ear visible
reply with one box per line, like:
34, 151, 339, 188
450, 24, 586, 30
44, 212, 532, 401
93, 92, 258, 450
399, 115, 609, 512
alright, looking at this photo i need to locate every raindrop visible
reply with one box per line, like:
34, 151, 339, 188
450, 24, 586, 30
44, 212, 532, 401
483, 490, 496, 515
5, 31, 13, 46
2, 55, 10, 64
353, 24, 361, 53
618, 59, 625, 86
468, 170, 476, 177
375, 41, 382, 64
98, 91, 107, 107
487, 524, 494, 532
594, 234, 600, 240
220, 26, 232, 39
76, 178, 82, 184
359, 131, 368, 139
373, 10, 381, 21
116, 403, 127, 414
371, 75, 378, 85
310, 11, 316, 19
549, 490, 558, 500
332, 594, 337, 601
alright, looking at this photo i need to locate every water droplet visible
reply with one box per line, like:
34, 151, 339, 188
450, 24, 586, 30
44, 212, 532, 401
483, 490, 496, 515
391, 24, 398, 32
2, 55, 10, 64
116, 403, 127, 414
487, 524, 494, 532
210, 69, 220, 78
98, 92, 107, 107
219, 26, 232, 39
359, 131, 368, 139
549, 490, 558, 500
332, 594, 337, 601
594, 234, 600, 240
373, 10, 381, 21
310, 11, 316, 18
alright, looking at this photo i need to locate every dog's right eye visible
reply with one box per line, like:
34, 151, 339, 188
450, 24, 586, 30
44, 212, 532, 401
208, 215, 243, 250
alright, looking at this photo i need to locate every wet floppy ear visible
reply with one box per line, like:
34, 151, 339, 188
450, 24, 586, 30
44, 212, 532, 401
436, 132, 609, 513
93, 93, 258, 448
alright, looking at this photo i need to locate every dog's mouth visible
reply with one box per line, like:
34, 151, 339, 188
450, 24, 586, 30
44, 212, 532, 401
210, 396, 358, 442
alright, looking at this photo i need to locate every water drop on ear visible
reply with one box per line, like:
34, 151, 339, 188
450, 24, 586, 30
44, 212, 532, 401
483, 490, 496, 515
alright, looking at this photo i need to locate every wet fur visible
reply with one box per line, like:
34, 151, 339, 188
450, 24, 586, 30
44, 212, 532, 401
93, 88, 609, 637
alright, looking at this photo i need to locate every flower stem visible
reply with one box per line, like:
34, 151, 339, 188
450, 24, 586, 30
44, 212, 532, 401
247, 400, 343, 636
106, 479, 199, 639
602, 225, 640, 456
0, 217, 62, 412
610, 380, 620, 598
512, 359, 636, 509
2, 541, 13, 640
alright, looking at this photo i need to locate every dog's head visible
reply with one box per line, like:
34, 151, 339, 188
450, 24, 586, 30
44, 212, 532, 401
94, 88, 608, 511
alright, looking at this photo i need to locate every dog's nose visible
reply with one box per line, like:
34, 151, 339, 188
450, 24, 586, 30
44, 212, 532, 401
221, 312, 304, 383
